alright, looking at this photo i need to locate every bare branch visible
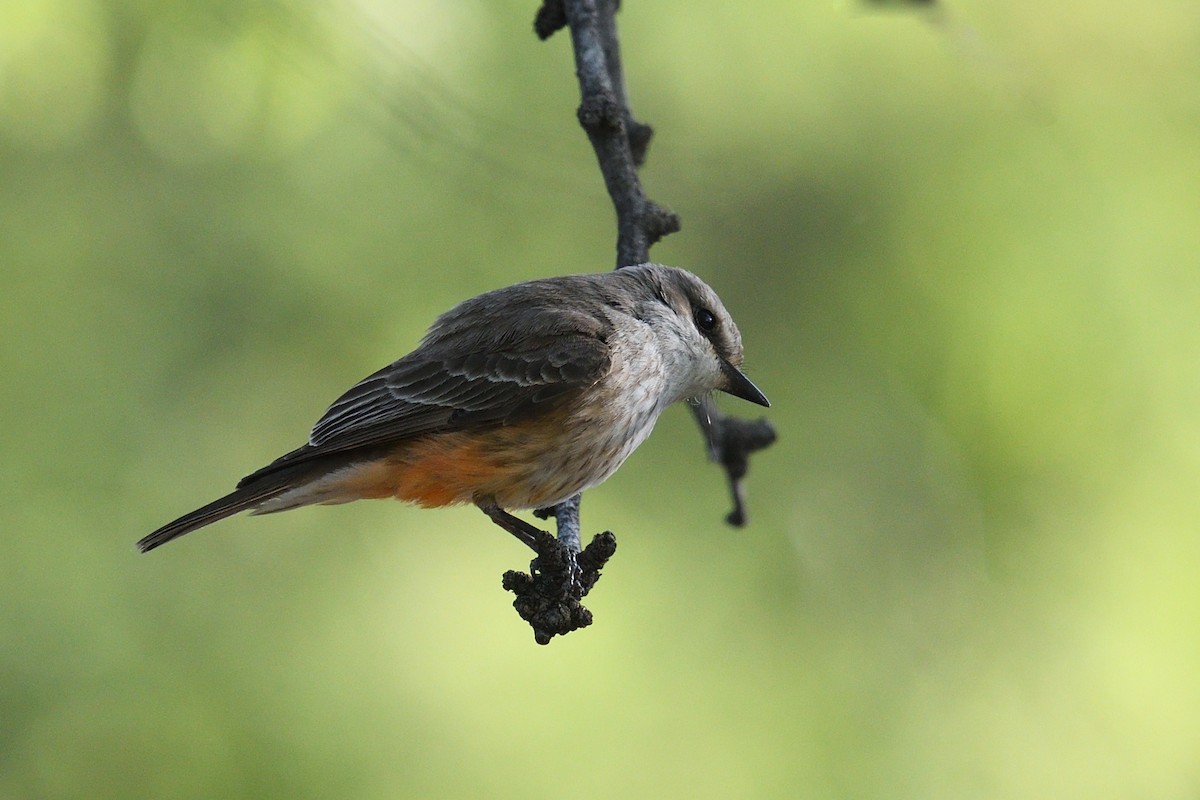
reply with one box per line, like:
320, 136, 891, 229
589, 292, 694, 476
507, 0, 776, 642
690, 398, 778, 526
556, 0, 680, 267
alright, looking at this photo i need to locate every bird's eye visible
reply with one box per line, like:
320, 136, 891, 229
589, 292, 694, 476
694, 307, 717, 334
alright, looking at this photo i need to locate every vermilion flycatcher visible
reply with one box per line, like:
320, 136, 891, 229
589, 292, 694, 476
138, 264, 768, 552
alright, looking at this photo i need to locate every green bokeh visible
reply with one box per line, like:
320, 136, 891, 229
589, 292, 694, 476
3, 1, 1198, 798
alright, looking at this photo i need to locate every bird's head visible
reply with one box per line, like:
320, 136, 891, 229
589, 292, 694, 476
618, 264, 770, 409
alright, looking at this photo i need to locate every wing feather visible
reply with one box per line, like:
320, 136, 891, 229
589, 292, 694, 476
311, 335, 610, 446
237, 274, 619, 487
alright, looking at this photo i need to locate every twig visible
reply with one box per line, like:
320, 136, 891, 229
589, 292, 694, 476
690, 397, 777, 526
558, 0, 679, 268
507, 0, 775, 642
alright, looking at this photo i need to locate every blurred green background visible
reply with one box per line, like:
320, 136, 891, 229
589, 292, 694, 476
3, 1, 1199, 797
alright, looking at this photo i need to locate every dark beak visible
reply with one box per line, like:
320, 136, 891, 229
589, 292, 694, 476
719, 359, 770, 407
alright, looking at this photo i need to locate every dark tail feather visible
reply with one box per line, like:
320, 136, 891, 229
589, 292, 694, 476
137, 482, 291, 553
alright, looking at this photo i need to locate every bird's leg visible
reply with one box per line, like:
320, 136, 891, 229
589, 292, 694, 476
531, 500, 617, 595
539, 495, 582, 555
478, 502, 549, 552
533, 497, 584, 597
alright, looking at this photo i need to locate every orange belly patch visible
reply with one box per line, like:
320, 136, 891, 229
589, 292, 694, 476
319, 412, 576, 510
315, 435, 493, 508
391, 432, 518, 507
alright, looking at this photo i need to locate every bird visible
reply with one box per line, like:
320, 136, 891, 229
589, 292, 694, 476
137, 263, 769, 553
